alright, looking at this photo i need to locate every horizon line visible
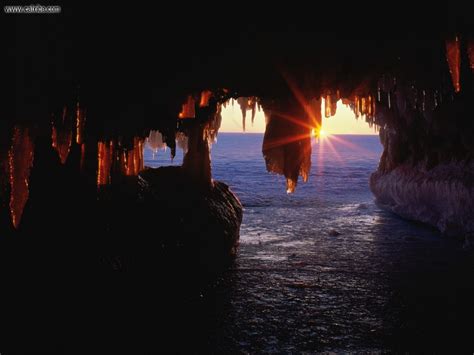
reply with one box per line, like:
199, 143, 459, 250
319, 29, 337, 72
218, 131, 379, 135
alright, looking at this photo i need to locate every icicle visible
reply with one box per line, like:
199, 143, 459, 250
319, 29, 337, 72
146, 130, 166, 155
446, 36, 461, 92
330, 94, 337, 116
354, 96, 360, 118
97, 141, 114, 186
311, 97, 322, 128
299, 155, 310, 183
324, 95, 332, 118
199, 90, 212, 107
204, 104, 222, 145
250, 98, 257, 125
236, 97, 249, 131
469, 39, 474, 70
75, 101, 85, 144
387, 92, 391, 109
377, 86, 381, 102
80, 143, 86, 171
51, 117, 73, 165
121, 137, 144, 176
178, 96, 195, 119
261, 99, 312, 194
176, 132, 189, 154
286, 178, 296, 194
8, 126, 34, 229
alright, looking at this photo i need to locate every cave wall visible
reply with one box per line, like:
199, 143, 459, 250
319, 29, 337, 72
3, 6, 474, 235
369, 36, 474, 236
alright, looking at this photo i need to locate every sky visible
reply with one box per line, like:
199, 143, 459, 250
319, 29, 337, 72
219, 99, 378, 135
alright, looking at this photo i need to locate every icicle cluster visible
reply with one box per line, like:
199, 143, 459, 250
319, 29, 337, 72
97, 137, 144, 186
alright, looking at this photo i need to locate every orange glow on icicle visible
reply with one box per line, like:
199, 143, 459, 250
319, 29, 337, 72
97, 141, 114, 186
76, 103, 85, 144
8, 127, 34, 228
51, 125, 72, 164
324, 95, 332, 118
51, 106, 73, 164
121, 138, 144, 176
178, 96, 196, 119
446, 37, 461, 93
199, 90, 212, 107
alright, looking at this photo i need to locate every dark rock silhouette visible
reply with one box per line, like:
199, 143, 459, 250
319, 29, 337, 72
138, 166, 242, 268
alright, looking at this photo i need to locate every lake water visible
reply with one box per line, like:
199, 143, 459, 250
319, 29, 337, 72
144, 133, 474, 352
1, 131, 472, 352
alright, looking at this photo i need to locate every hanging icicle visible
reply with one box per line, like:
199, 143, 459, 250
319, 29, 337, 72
446, 36, 461, 93
178, 96, 196, 119
9, 126, 35, 228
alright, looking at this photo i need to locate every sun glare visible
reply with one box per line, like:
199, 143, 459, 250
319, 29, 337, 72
311, 128, 328, 139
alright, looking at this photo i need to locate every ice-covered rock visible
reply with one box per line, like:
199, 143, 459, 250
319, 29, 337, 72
370, 161, 474, 236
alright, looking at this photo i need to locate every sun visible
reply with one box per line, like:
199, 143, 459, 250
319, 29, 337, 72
311, 128, 328, 139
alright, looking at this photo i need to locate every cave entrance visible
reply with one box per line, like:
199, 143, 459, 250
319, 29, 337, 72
143, 96, 382, 195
